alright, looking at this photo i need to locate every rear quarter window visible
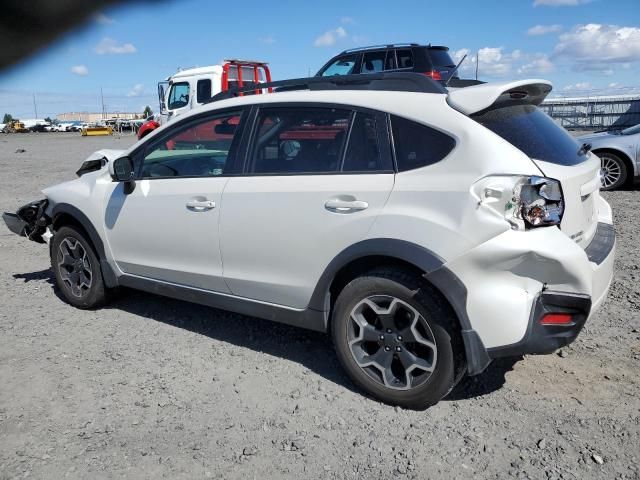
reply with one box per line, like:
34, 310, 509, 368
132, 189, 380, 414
391, 115, 456, 171
427, 49, 455, 67
472, 104, 587, 166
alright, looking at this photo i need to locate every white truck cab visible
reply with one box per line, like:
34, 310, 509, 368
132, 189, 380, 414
139, 60, 271, 139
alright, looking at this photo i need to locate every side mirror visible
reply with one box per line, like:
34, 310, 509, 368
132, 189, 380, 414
112, 156, 134, 181
110, 156, 136, 194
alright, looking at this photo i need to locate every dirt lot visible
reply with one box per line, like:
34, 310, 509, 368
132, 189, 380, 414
0, 132, 639, 480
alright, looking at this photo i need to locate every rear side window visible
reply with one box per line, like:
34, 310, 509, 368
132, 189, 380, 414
384, 51, 397, 70
391, 115, 455, 171
361, 51, 386, 74
473, 105, 587, 166
343, 112, 392, 172
396, 49, 414, 69
249, 107, 350, 174
320, 55, 358, 76
196, 79, 212, 103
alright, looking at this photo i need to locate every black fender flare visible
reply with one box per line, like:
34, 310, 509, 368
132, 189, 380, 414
50, 203, 118, 288
309, 238, 490, 375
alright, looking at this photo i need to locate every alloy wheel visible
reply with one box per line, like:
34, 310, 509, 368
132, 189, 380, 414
600, 155, 622, 189
57, 237, 93, 298
347, 295, 437, 390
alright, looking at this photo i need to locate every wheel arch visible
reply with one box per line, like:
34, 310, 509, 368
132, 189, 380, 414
310, 238, 491, 375
50, 203, 118, 288
592, 147, 636, 180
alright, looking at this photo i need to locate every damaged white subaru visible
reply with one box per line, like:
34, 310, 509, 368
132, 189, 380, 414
3, 73, 615, 409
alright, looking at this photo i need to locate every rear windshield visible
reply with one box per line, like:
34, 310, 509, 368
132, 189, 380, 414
428, 49, 455, 67
472, 104, 588, 166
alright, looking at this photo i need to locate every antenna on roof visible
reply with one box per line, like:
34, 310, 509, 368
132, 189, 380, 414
445, 54, 467, 87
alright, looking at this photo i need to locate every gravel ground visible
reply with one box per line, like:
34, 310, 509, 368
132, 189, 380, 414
0, 132, 639, 480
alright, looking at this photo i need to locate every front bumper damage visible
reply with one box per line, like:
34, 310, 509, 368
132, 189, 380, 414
2, 199, 50, 243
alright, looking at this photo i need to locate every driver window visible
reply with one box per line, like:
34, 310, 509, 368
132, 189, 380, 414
167, 82, 190, 110
249, 107, 351, 174
141, 111, 242, 178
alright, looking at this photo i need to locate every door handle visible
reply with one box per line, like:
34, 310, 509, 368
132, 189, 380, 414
186, 199, 216, 211
324, 198, 369, 213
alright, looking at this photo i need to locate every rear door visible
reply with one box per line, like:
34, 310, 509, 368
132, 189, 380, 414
220, 105, 394, 309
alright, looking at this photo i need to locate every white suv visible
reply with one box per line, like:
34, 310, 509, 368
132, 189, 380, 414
3, 73, 615, 409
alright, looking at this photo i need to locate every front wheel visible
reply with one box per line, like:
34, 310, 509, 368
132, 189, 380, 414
598, 152, 627, 191
51, 225, 108, 309
331, 268, 463, 409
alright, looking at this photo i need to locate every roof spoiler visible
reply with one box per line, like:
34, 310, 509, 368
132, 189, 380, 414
447, 79, 553, 115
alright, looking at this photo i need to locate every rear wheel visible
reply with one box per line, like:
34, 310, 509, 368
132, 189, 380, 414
598, 152, 627, 191
51, 225, 108, 309
331, 268, 463, 409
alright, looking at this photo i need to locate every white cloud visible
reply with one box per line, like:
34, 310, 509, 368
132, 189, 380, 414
527, 24, 562, 36
534, 0, 589, 6
340, 17, 355, 24
517, 54, 555, 75
453, 47, 519, 77
126, 84, 144, 97
314, 27, 347, 47
94, 13, 114, 24
474, 47, 522, 77
454, 48, 556, 78
70, 65, 89, 76
555, 24, 640, 64
563, 82, 592, 91
94, 37, 137, 55
259, 35, 276, 45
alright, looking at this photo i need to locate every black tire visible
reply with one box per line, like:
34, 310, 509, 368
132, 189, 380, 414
51, 225, 108, 309
598, 152, 627, 191
331, 268, 464, 409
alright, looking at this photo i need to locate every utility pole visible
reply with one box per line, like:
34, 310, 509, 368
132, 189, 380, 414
32, 92, 38, 118
100, 87, 106, 120
475, 51, 479, 80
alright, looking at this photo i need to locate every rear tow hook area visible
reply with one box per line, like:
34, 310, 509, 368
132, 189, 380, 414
2, 199, 50, 244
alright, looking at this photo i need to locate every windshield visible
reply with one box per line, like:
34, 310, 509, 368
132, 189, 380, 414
621, 123, 640, 135
473, 104, 588, 166
320, 55, 358, 76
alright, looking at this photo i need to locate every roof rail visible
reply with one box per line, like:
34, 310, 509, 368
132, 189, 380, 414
339, 43, 420, 54
205, 72, 447, 104
223, 58, 269, 65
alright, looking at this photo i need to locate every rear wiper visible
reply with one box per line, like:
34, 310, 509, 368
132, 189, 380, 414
578, 142, 592, 156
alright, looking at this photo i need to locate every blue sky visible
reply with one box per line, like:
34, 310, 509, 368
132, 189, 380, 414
1, 0, 640, 118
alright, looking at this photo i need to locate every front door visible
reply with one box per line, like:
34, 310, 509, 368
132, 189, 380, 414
104, 109, 246, 292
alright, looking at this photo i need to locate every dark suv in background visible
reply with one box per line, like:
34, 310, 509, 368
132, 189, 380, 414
316, 43, 458, 82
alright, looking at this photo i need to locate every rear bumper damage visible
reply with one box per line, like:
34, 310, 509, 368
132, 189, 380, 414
445, 219, 615, 374
2, 199, 50, 243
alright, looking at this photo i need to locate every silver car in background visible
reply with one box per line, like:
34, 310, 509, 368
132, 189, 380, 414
578, 124, 640, 190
